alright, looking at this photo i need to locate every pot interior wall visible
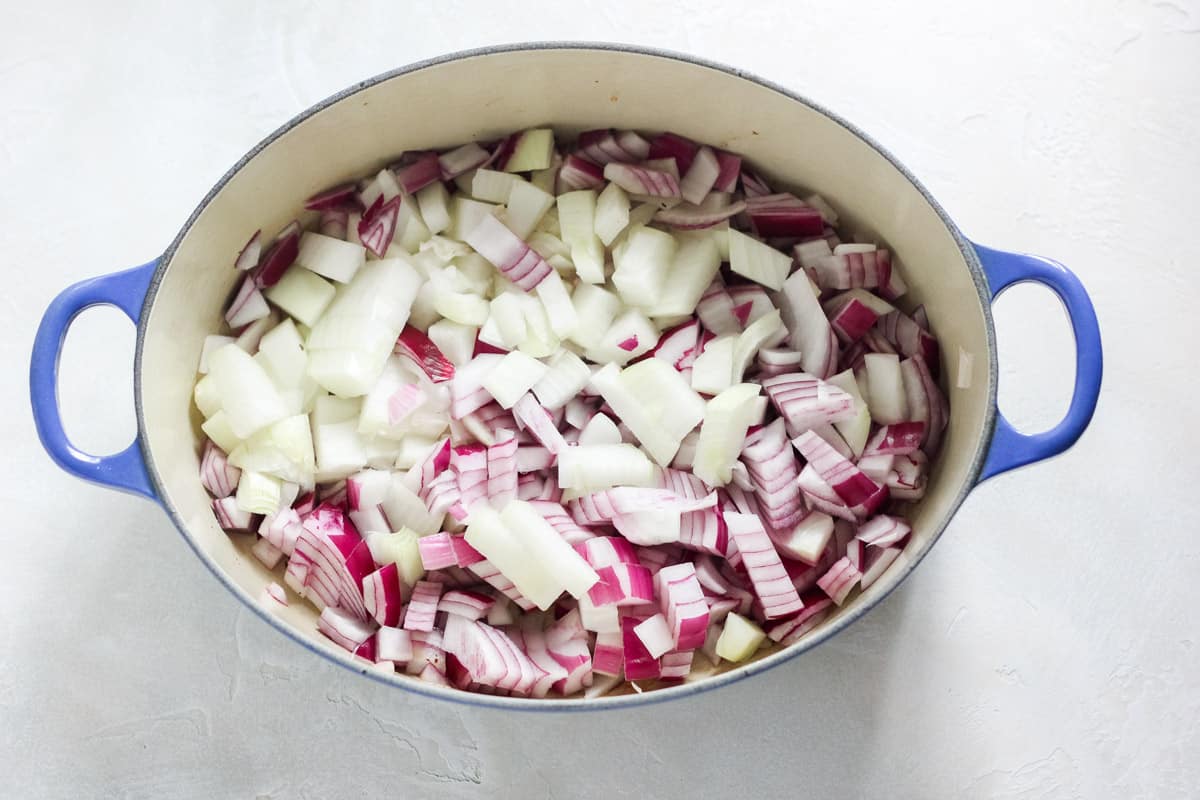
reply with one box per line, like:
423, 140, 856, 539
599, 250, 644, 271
140, 47, 992, 694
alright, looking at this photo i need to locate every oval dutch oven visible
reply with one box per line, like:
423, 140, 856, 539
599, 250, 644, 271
29, 44, 1102, 710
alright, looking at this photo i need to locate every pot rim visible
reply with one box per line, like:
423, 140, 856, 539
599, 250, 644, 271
134, 41, 998, 712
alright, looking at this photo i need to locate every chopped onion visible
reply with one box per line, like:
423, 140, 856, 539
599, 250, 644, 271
194, 125, 949, 700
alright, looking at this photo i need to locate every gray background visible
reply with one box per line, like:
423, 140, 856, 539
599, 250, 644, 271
3, 1, 1197, 797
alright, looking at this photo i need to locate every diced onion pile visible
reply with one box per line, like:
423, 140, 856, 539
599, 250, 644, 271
195, 127, 948, 698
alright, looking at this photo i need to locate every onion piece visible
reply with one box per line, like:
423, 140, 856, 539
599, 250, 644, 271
796, 463, 856, 522
793, 430, 887, 519
592, 631, 624, 677
485, 433, 519, 508
557, 443, 655, 492
740, 169, 772, 197
728, 228, 792, 291
725, 512, 804, 618
877, 309, 940, 375
465, 505, 564, 610
633, 614, 681, 657
497, 129, 554, 173
863, 422, 926, 456
500, 500, 600, 599
588, 562, 654, 606
417, 532, 458, 570
294, 505, 374, 621
395, 326, 455, 383
775, 271, 838, 378
652, 235, 724, 322
649, 320, 702, 371
654, 199, 746, 230
200, 441, 241, 499
407, 629, 447, 679
481, 351, 549, 410
621, 616, 662, 680
745, 193, 825, 238
816, 556, 862, 605
588, 362, 701, 467
714, 612, 766, 662
647, 132, 699, 174
464, 214, 552, 291
864, 353, 909, 425
761, 372, 855, 437
402, 580, 444, 632
813, 249, 892, 291
362, 563, 406, 627
355, 196, 401, 259
602, 163, 681, 199
467, 560, 535, 611
394, 151, 443, 195
855, 515, 911, 548
213, 496, 252, 532
655, 562, 709, 650
376, 626, 414, 663
438, 590, 496, 621
451, 443, 488, 511
756, 347, 805, 379
520, 501, 589, 545
558, 154, 606, 189
766, 593, 834, 644
439, 142, 490, 179
585, 183, 630, 250
318, 606, 376, 653
253, 228, 301, 289
678, 146, 721, 205
860, 546, 904, 589
701, 146, 736, 191
825, 369, 872, 457
740, 418, 804, 531
612, 225, 677, 309
234, 229, 263, 272
511, 393, 568, 454
771, 511, 835, 564
678, 505, 729, 556
694, 383, 762, 486
260, 581, 289, 608
888, 451, 929, 501
825, 289, 894, 344
225, 276, 271, 329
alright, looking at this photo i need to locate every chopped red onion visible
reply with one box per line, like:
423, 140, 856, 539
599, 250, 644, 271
655, 563, 709, 650
745, 193, 825, 238
304, 183, 359, 212
252, 228, 300, 288
362, 563, 406, 627
234, 229, 263, 271
393, 151, 442, 195
816, 556, 862, 606
402, 580, 444, 632
194, 125, 951, 699
438, 589, 496, 621
793, 430, 887, 519
647, 132, 699, 174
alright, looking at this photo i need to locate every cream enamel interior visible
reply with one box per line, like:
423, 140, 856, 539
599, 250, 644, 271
139, 47, 992, 701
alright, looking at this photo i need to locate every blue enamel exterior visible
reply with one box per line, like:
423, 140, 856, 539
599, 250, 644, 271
29, 261, 159, 500
27, 44, 1105, 711
972, 243, 1103, 482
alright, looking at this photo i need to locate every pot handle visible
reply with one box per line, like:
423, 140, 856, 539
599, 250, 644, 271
972, 243, 1102, 482
30, 261, 159, 500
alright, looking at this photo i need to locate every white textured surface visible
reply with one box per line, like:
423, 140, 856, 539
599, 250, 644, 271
3, 1, 1198, 796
